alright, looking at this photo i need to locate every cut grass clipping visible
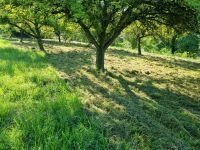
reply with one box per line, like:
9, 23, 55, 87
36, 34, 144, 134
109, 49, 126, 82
0, 40, 110, 149
0, 39, 200, 149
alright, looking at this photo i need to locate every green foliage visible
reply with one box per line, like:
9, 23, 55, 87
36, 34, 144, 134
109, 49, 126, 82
0, 0, 53, 40
186, 0, 200, 24
177, 33, 199, 57
62, 23, 88, 43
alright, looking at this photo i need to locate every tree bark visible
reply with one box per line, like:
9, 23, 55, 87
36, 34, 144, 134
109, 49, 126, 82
20, 30, 23, 43
171, 34, 178, 55
55, 30, 61, 43
96, 48, 105, 72
78, 20, 124, 72
35, 24, 45, 51
36, 37, 45, 51
137, 36, 142, 55
58, 34, 61, 43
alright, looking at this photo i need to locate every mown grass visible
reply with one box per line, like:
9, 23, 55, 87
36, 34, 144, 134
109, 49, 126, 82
1, 39, 200, 149
0, 39, 111, 149
46, 41, 200, 149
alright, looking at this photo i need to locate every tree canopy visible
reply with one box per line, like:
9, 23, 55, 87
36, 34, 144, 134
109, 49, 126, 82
45, 0, 199, 71
0, 0, 199, 71
0, 0, 53, 51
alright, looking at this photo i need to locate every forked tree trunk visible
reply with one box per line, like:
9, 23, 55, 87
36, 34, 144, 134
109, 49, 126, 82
78, 20, 123, 72
96, 48, 105, 72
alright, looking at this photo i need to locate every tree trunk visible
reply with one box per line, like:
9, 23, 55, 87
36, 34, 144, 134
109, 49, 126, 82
35, 24, 45, 51
54, 27, 61, 43
137, 36, 142, 55
171, 34, 178, 55
58, 34, 61, 43
20, 31, 23, 43
96, 48, 105, 72
36, 37, 45, 51
55, 32, 61, 43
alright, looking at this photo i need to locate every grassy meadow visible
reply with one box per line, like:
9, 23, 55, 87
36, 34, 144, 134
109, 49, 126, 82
0, 40, 110, 149
0, 39, 200, 149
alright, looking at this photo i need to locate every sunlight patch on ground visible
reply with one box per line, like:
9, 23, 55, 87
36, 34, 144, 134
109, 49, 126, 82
8, 40, 200, 149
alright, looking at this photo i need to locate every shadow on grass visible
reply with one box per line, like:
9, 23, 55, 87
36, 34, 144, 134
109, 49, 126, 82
0, 46, 113, 149
48, 48, 200, 149
9, 40, 199, 148
44, 40, 91, 48
108, 48, 200, 70
46, 49, 93, 75
0, 47, 46, 76
11, 39, 91, 51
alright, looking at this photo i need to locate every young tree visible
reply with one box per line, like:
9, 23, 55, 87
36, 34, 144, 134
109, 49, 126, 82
125, 21, 157, 55
49, 0, 198, 72
46, 15, 66, 43
0, 0, 51, 51
171, 33, 179, 55
155, 26, 179, 54
156, 24, 198, 55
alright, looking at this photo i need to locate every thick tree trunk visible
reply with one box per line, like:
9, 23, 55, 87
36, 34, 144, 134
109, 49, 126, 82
78, 20, 123, 72
96, 48, 105, 72
171, 34, 178, 55
137, 37, 142, 55
36, 38, 45, 51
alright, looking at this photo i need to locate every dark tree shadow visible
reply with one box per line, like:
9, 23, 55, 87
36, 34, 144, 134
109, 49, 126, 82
108, 48, 139, 58
12, 38, 91, 49
142, 55, 200, 70
2, 39, 199, 148
108, 48, 200, 70
47, 48, 200, 149
106, 70, 200, 147
114, 70, 200, 112
44, 40, 91, 48
46, 48, 93, 75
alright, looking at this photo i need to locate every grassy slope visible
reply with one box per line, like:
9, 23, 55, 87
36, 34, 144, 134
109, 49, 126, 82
1, 39, 200, 149
46, 42, 200, 149
0, 40, 110, 150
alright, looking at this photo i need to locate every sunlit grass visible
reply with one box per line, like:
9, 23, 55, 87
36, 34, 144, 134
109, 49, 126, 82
46, 41, 200, 149
0, 40, 111, 149
1, 39, 200, 149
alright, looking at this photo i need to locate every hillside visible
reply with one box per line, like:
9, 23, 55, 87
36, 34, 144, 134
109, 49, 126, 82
1, 39, 200, 149
0, 40, 110, 149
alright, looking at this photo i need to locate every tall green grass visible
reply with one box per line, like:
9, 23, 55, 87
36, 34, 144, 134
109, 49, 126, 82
0, 40, 110, 149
